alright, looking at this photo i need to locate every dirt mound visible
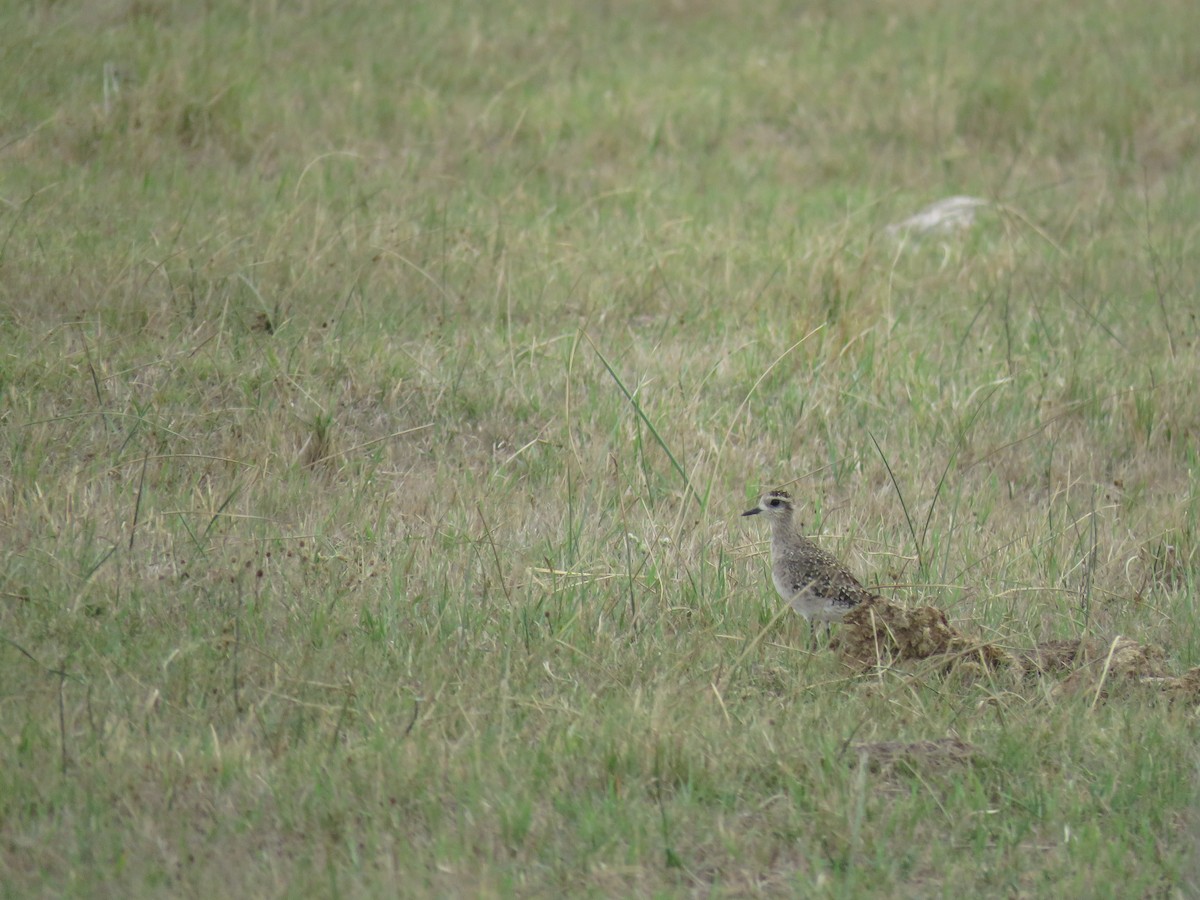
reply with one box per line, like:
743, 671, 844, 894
1047, 637, 1171, 699
850, 737, 978, 772
827, 596, 1200, 707
1160, 667, 1200, 701
832, 601, 1199, 704
1020, 636, 1165, 677
1019, 639, 1090, 674
832, 598, 1010, 670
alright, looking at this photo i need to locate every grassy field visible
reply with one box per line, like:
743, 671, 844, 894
3, 0, 1200, 895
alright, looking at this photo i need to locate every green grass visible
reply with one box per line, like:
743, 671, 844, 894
3, 0, 1200, 895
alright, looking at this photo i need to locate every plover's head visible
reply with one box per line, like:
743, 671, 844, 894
741, 489, 795, 522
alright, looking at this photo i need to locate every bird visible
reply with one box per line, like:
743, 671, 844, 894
741, 489, 875, 642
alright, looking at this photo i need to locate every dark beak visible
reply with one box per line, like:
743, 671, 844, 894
741, 506, 761, 517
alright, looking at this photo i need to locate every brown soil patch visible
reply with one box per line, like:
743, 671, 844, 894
1052, 638, 1171, 699
1159, 667, 1200, 701
832, 598, 1011, 671
850, 737, 979, 772
831, 599, 1199, 704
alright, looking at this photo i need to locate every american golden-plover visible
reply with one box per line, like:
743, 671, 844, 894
742, 489, 874, 640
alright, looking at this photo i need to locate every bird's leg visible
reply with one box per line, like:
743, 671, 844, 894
808, 621, 832, 651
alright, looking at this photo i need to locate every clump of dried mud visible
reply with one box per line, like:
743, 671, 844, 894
832, 598, 1010, 671
850, 737, 978, 772
831, 598, 1200, 702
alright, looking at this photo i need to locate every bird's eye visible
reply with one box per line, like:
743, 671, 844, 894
768, 498, 781, 507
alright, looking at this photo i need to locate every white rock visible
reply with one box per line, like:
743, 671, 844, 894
885, 195, 990, 239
